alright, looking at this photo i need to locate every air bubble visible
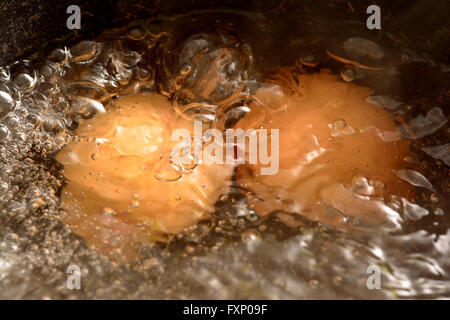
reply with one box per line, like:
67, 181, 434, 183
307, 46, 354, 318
309, 279, 319, 288
0, 124, 9, 140
0, 181, 9, 193
102, 207, 116, 216
154, 161, 182, 182
215, 97, 266, 130
129, 199, 140, 209
402, 198, 429, 221
329, 119, 355, 137
241, 229, 260, 241
70, 41, 100, 63
176, 103, 217, 123
430, 194, 439, 203
136, 66, 151, 81
372, 180, 386, 190
394, 169, 434, 191
351, 175, 374, 196
70, 96, 106, 118
340, 67, 355, 82
127, 28, 146, 40
300, 54, 318, 67
4, 114, 20, 130
343, 38, 384, 61
0, 91, 14, 118
13, 73, 37, 91
48, 48, 70, 64
334, 119, 347, 130
0, 67, 10, 82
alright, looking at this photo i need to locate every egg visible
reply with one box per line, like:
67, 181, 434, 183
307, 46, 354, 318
57, 93, 234, 260
235, 70, 415, 229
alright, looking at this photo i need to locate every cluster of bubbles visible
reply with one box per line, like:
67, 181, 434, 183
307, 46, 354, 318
0, 11, 448, 299
0, 23, 168, 298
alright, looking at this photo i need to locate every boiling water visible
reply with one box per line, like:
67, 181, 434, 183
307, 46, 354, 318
0, 10, 449, 299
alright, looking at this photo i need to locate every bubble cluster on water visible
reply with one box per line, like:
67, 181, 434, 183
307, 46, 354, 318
0, 10, 448, 299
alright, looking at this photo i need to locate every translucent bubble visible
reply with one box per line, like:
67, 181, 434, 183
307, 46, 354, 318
340, 67, 355, 82
430, 194, 439, 203
39, 62, 56, 77
0, 91, 14, 118
41, 117, 65, 133
372, 180, 386, 190
179, 63, 192, 76
334, 119, 347, 130
136, 66, 152, 81
13, 72, 37, 91
127, 27, 146, 40
0, 181, 8, 193
129, 199, 140, 209
0, 124, 9, 140
394, 169, 434, 191
222, 105, 251, 128
309, 279, 319, 288
402, 198, 429, 221
176, 103, 217, 123
66, 82, 111, 105
54, 136, 66, 148
164, 34, 252, 104
343, 38, 384, 61
48, 48, 70, 64
3, 114, 19, 130
329, 119, 355, 137
178, 153, 198, 171
30, 197, 45, 210
333, 276, 343, 286
351, 175, 374, 196
70, 41, 100, 63
112, 51, 142, 69
402, 107, 447, 139
115, 68, 133, 87
422, 143, 450, 166
70, 96, 106, 118
300, 54, 319, 67
154, 162, 182, 182
0, 67, 10, 82
3, 233, 20, 251
215, 97, 266, 130
241, 229, 260, 241
367, 95, 402, 111
102, 207, 116, 216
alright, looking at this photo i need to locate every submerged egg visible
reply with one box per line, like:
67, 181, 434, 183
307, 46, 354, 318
235, 70, 415, 229
56, 93, 234, 260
